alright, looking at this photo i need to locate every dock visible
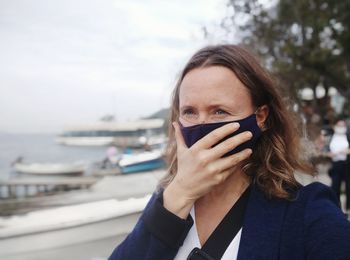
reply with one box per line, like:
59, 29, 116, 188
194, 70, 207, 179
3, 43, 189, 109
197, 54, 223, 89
0, 170, 166, 216
0, 177, 99, 199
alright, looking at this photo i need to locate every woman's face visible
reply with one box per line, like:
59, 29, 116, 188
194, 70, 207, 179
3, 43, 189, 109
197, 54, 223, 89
179, 66, 255, 127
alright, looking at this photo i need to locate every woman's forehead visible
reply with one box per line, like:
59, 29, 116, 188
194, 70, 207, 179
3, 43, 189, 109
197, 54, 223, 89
179, 66, 252, 107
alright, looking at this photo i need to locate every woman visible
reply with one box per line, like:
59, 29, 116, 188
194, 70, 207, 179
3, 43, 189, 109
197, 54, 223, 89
109, 45, 350, 260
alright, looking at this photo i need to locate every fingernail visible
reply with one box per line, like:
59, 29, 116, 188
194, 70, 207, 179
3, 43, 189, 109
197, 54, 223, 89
232, 122, 240, 129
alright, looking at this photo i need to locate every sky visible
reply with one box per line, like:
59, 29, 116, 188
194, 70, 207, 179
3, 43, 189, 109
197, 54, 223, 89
0, 0, 236, 133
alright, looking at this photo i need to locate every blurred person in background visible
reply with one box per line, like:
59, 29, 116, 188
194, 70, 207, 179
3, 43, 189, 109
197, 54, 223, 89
109, 45, 350, 260
328, 118, 350, 215
102, 146, 120, 169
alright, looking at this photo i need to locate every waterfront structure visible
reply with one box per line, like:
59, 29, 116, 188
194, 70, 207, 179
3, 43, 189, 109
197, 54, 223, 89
56, 119, 166, 147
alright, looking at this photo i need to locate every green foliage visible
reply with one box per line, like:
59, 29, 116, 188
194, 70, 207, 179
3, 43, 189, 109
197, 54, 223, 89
225, 0, 350, 117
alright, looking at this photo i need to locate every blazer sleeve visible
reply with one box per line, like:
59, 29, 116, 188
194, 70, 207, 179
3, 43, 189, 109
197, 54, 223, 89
302, 182, 350, 260
108, 190, 194, 260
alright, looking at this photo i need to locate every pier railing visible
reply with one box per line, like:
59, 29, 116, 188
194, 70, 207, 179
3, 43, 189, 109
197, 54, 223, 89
0, 177, 99, 199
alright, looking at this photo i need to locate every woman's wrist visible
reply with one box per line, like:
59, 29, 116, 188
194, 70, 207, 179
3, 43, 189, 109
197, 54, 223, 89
163, 181, 194, 219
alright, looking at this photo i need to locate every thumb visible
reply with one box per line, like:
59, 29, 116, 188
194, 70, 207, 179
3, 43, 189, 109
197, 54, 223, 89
172, 121, 187, 150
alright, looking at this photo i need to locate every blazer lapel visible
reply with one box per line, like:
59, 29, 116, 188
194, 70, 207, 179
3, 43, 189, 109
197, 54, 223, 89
237, 184, 288, 260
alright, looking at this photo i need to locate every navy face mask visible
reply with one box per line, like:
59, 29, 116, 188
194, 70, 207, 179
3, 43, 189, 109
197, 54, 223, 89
179, 113, 262, 157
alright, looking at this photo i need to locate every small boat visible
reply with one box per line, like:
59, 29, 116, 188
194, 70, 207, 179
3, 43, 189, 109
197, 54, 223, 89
13, 162, 85, 176
118, 150, 165, 174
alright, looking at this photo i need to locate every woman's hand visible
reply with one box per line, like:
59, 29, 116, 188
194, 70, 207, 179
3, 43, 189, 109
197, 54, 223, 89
163, 121, 253, 219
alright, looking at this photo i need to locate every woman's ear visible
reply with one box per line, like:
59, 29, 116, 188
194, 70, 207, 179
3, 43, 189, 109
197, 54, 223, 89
256, 105, 269, 130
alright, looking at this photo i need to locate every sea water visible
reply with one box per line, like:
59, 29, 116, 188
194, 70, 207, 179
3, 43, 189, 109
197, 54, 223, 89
0, 133, 108, 180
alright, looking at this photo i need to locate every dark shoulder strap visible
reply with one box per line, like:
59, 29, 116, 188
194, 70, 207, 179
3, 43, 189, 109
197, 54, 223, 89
201, 185, 251, 259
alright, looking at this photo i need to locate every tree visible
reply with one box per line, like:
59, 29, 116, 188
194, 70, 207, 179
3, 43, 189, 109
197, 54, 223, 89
220, 0, 350, 130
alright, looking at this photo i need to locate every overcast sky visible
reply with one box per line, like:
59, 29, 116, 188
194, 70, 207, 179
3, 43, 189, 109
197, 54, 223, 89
0, 0, 236, 133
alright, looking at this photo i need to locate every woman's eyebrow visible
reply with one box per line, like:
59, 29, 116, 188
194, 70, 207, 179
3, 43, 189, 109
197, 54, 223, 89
207, 104, 223, 109
180, 104, 235, 110
207, 104, 237, 111
179, 105, 195, 111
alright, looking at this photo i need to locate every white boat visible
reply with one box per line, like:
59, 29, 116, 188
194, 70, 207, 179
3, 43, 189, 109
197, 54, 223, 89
56, 119, 166, 147
14, 162, 85, 176
0, 196, 150, 256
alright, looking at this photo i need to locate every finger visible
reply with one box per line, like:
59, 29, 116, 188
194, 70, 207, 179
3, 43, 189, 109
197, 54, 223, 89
213, 168, 233, 185
208, 131, 252, 159
193, 122, 240, 151
172, 121, 187, 149
210, 148, 252, 174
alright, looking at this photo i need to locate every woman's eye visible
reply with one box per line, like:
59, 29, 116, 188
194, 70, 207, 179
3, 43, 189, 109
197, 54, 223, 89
182, 109, 195, 115
214, 109, 228, 115
182, 109, 195, 117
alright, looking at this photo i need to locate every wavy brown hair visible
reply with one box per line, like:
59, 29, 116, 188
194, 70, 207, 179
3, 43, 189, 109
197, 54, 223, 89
159, 44, 315, 200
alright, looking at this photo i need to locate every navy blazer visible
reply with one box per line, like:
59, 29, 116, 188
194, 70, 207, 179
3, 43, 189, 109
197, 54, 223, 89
109, 182, 350, 259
